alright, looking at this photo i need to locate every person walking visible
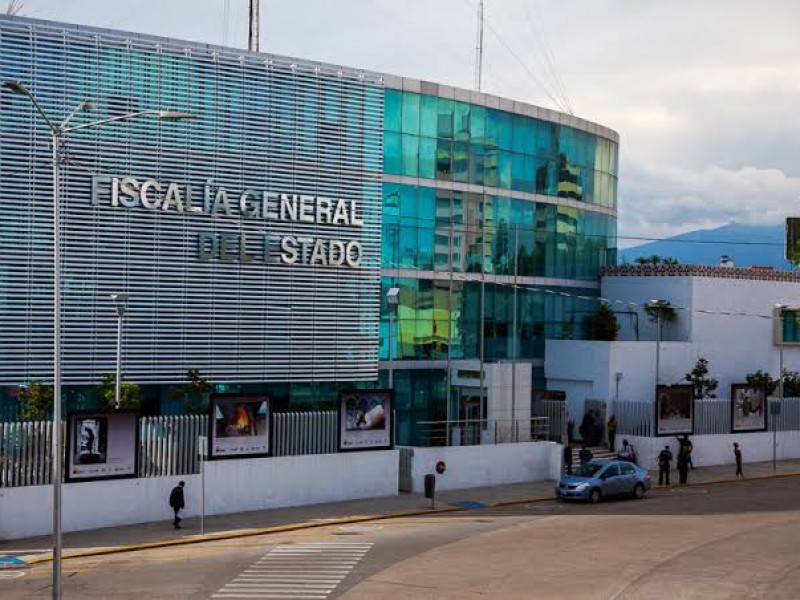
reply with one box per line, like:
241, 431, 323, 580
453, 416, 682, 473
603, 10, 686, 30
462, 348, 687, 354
567, 415, 575, 443
677, 447, 690, 485
563, 442, 573, 475
658, 445, 673, 486
734, 442, 744, 478
169, 481, 186, 530
592, 410, 604, 446
607, 415, 617, 451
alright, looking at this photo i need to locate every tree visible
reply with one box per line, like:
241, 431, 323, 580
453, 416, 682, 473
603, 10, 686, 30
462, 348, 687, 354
169, 369, 213, 415
644, 299, 677, 324
684, 358, 718, 400
98, 373, 142, 410
634, 255, 679, 266
590, 301, 620, 341
745, 369, 778, 397
18, 381, 54, 421
780, 370, 800, 397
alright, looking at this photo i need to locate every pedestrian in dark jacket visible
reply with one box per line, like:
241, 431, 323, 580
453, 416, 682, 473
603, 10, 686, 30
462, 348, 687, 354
734, 442, 743, 478
563, 443, 573, 475
580, 411, 593, 445
677, 448, 690, 484
676, 434, 694, 470
658, 445, 673, 486
169, 481, 186, 530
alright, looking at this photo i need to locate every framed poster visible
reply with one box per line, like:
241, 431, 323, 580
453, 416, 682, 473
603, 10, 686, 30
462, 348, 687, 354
338, 389, 393, 452
209, 394, 271, 459
66, 411, 139, 482
731, 384, 768, 433
655, 385, 694, 436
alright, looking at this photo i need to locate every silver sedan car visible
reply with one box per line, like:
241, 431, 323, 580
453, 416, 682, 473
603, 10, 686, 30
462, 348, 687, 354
555, 460, 652, 503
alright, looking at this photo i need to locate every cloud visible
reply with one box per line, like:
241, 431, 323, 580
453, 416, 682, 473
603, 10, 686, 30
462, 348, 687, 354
618, 161, 800, 247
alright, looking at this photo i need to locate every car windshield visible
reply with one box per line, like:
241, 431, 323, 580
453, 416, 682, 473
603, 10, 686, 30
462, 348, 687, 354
573, 463, 603, 477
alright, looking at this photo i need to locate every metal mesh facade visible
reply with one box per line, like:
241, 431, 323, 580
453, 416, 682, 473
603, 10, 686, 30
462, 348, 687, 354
0, 17, 383, 385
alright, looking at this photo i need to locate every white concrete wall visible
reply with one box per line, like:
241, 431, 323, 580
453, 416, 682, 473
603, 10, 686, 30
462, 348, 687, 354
545, 340, 692, 413
599, 274, 800, 400
603, 275, 694, 342
405, 442, 561, 493
486, 362, 532, 442
622, 432, 800, 471
0, 450, 398, 540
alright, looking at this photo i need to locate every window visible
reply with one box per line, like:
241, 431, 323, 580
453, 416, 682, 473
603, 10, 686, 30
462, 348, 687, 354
620, 464, 636, 476
601, 464, 620, 478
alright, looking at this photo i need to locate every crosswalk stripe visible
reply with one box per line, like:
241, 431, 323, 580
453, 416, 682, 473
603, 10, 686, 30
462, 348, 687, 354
212, 542, 373, 599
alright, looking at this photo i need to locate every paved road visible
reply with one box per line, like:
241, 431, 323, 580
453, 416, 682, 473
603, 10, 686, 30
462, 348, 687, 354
4, 477, 800, 599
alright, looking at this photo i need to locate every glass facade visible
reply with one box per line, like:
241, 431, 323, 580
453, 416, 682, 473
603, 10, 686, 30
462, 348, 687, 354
383, 90, 618, 208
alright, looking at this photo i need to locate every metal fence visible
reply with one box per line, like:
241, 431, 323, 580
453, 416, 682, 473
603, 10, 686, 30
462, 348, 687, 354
693, 399, 731, 435
1, 411, 339, 488
532, 400, 566, 443
597, 397, 800, 438
414, 417, 551, 447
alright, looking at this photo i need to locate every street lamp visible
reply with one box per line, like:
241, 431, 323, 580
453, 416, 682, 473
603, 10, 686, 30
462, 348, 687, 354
386, 287, 400, 390
774, 303, 788, 473
646, 299, 668, 389
110, 293, 130, 410
4, 80, 195, 600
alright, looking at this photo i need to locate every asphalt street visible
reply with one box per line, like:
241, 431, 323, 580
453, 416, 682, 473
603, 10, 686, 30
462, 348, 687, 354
4, 477, 800, 599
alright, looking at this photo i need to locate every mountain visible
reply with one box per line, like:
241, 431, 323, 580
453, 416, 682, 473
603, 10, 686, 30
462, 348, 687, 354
618, 223, 792, 270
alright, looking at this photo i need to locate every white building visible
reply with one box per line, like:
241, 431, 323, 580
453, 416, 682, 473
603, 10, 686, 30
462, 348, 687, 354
546, 265, 800, 420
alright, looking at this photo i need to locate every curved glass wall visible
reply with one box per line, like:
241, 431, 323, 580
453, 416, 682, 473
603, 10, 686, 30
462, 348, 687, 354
383, 90, 618, 208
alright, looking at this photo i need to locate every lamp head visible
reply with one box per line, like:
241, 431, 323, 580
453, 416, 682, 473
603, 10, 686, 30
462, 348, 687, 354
386, 287, 400, 307
3, 80, 30, 97
157, 110, 197, 121
110, 293, 130, 317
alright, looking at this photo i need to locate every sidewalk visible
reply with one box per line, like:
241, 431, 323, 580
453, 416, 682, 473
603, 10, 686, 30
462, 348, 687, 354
2, 458, 800, 568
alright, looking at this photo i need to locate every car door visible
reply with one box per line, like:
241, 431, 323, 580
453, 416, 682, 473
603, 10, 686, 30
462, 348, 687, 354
619, 462, 637, 494
599, 463, 621, 496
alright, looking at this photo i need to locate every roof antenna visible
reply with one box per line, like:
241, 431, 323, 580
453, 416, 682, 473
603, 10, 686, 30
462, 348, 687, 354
248, 0, 260, 52
474, 0, 484, 91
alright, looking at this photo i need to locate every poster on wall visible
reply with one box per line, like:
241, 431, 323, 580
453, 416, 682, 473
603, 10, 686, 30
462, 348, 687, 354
209, 394, 271, 459
66, 411, 139, 482
731, 384, 768, 433
655, 385, 694, 436
338, 389, 393, 452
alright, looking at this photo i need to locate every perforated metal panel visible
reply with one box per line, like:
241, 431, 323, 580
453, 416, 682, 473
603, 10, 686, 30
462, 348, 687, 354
0, 17, 383, 385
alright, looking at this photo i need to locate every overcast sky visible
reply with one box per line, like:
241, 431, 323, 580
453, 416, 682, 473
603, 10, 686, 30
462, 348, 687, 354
16, 0, 800, 247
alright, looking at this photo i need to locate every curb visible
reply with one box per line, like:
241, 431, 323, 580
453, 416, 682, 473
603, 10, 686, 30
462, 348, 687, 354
7, 469, 800, 568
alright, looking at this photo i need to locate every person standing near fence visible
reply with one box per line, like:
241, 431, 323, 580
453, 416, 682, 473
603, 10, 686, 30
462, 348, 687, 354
169, 481, 186, 530
658, 445, 673, 486
607, 415, 617, 451
734, 442, 744, 478
563, 442, 573, 475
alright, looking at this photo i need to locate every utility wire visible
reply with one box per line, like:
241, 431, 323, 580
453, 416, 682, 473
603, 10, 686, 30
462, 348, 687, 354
461, 0, 568, 113
519, 1, 573, 114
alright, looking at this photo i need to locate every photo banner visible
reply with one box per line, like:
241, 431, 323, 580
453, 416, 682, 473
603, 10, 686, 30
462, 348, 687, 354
209, 394, 271, 459
338, 389, 393, 452
655, 385, 694, 436
731, 384, 768, 433
66, 411, 139, 482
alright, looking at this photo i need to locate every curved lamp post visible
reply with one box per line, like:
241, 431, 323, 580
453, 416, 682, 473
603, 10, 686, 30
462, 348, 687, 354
3, 80, 194, 600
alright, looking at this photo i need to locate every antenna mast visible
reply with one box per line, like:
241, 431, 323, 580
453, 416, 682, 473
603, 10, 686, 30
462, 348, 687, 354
474, 0, 484, 91
248, 0, 260, 52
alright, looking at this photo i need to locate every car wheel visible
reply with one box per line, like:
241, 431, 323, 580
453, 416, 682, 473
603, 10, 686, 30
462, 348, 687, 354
589, 488, 602, 504
633, 483, 645, 499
